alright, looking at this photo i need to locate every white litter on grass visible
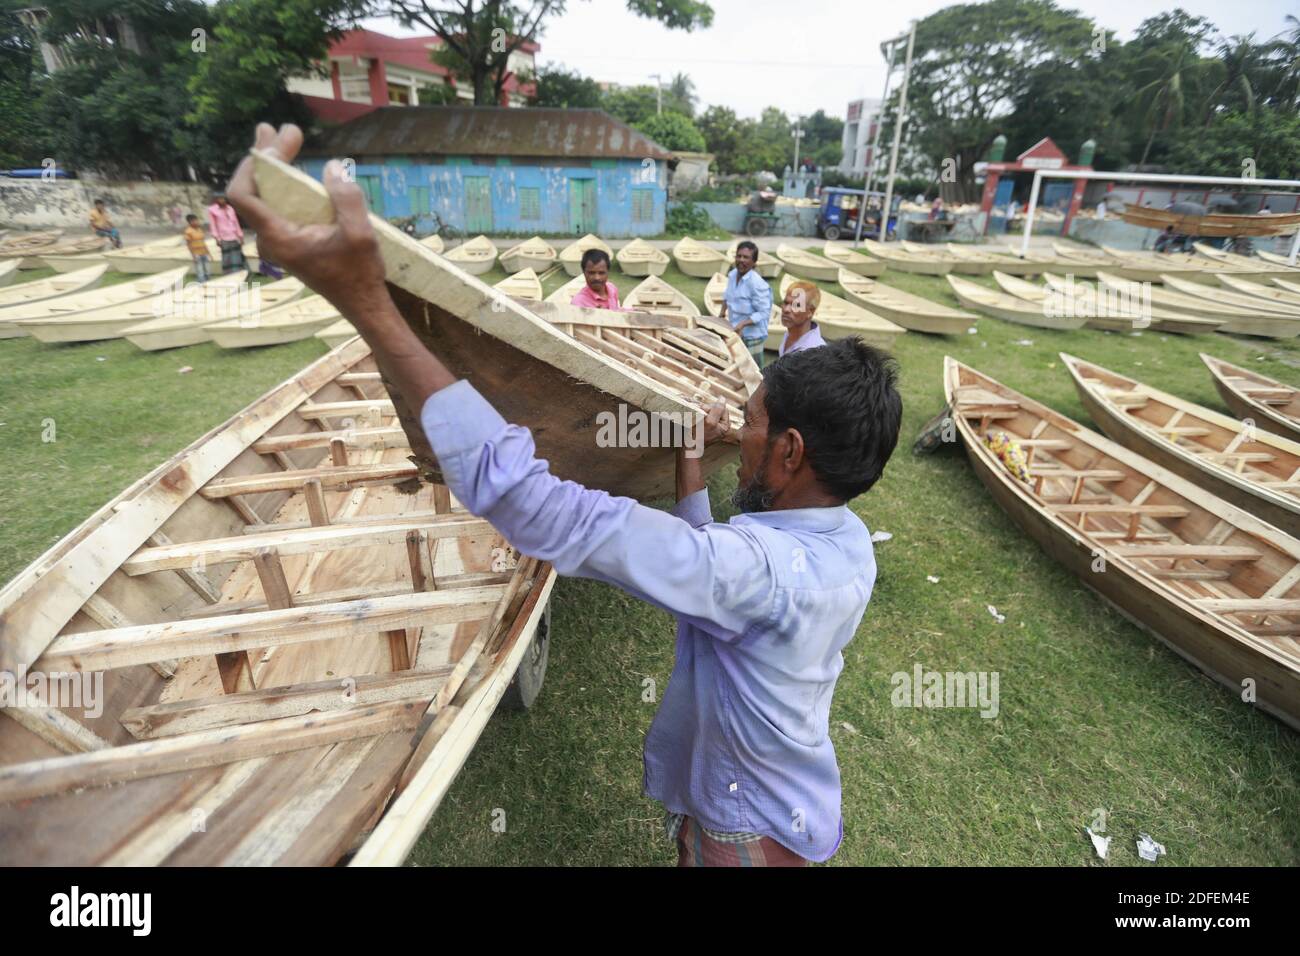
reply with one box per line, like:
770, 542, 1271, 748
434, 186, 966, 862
1130, 331, 1142, 337
926, 575, 940, 584
870, 530, 893, 543
1013, 339, 1034, 346
841, 722, 858, 734
1084, 826, 1111, 860
95, 356, 106, 362
967, 327, 978, 334
1136, 833, 1166, 862
987, 605, 1006, 624
178, 366, 193, 374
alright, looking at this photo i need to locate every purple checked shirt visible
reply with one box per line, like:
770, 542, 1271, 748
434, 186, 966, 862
421, 381, 878, 861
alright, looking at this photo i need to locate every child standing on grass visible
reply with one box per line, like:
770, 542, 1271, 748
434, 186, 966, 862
183, 214, 211, 283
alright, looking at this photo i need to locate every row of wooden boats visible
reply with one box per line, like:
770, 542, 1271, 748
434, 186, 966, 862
946, 353, 1300, 731
0, 150, 769, 864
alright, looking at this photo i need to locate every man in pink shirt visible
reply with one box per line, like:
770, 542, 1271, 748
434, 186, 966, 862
207, 192, 247, 274
569, 249, 626, 310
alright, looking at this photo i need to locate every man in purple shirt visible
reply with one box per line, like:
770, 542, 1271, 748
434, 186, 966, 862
228, 124, 903, 867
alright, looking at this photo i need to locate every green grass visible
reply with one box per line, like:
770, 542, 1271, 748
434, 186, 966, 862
2, 260, 1298, 867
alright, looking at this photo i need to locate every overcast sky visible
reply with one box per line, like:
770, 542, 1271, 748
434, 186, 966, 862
364, 0, 1293, 120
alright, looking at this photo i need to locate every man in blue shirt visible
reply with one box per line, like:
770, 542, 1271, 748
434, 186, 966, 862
719, 240, 774, 368
228, 123, 903, 866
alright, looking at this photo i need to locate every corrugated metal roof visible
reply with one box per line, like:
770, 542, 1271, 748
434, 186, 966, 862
302, 107, 673, 161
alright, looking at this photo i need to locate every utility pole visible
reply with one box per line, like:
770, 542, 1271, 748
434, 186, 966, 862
792, 120, 805, 173
650, 73, 662, 115
880, 20, 916, 244
855, 37, 899, 245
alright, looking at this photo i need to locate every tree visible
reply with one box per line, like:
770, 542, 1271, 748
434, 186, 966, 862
634, 111, 705, 152
381, 0, 713, 106
0, 3, 47, 167
532, 64, 603, 107
602, 84, 661, 124
666, 72, 696, 117
1164, 107, 1300, 180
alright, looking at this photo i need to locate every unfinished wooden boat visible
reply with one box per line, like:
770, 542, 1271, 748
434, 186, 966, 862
0, 260, 21, 288
2, 265, 191, 338
1039, 273, 1223, 335
0, 264, 108, 338
1274, 277, 1300, 297
559, 234, 612, 277
769, 274, 904, 350
20, 272, 252, 345
945, 357, 1300, 731
945, 273, 1085, 330
443, 235, 498, 276
1201, 354, 1300, 443
0, 229, 63, 259
774, 243, 838, 281
726, 241, 783, 278
900, 241, 987, 275
42, 235, 184, 273
1095, 271, 1297, 338
543, 272, 588, 305
1120, 204, 1300, 239
17, 237, 106, 269
859, 239, 952, 276
122, 276, 305, 351
1193, 242, 1293, 278
1063, 353, 1300, 535
821, 241, 885, 277
615, 238, 669, 277
1097, 245, 1224, 283
1162, 274, 1300, 318
672, 237, 727, 278
498, 236, 556, 274
624, 274, 701, 317
942, 243, 1052, 277
250, 148, 752, 500
0, 337, 563, 865
1007, 244, 1102, 278
315, 319, 358, 348
207, 295, 342, 349
1216, 275, 1300, 310
837, 268, 974, 335
492, 268, 543, 302
419, 234, 445, 255
1258, 251, 1300, 271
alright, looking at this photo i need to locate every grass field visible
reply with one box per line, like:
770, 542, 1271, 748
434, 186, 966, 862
1, 252, 1298, 866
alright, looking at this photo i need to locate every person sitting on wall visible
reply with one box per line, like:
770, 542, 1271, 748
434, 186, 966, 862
719, 240, 773, 368
778, 281, 826, 358
89, 199, 122, 249
570, 249, 626, 310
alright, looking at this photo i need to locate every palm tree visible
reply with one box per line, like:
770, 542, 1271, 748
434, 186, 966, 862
1266, 15, 1300, 108
667, 72, 697, 117
1132, 43, 1211, 165
1204, 34, 1263, 122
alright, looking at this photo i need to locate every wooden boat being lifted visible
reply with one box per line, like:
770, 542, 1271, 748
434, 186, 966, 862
42, 235, 184, 273
726, 240, 783, 278
558, 234, 611, 277
945, 357, 1300, 731
0, 336, 562, 865
624, 274, 701, 317
207, 294, 342, 349
945, 273, 1086, 330
774, 243, 839, 281
859, 239, 952, 276
1201, 353, 1300, 443
250, 148, 753, 500
1038, 273, 1223, 335
121, 275, 304, 351
443, 236, 498, 276
20, 272, 252, 345
837, 268, 974, 335
822, 241, 884, 277
615, 238, 669, 277
768, 274, 905, 351
0, 264, 109, 338
498, 236, 556, 274
1094, 271, 1298, 339
1062, 353, 1300, 536
492, 268, 543, 301
672, 237, 727, 278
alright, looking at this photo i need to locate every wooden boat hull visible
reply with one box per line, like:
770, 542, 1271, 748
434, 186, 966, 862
1120, 205, 1300, 238
1064, 354, 1300, 536
672, 255, 727, 278
860, 240, 952, 276
823, 243, 885, 277
946, 358, 1300, 731
122, 277, 304, 351
946, 274, 1085, 330
1163, 274, 1300, 318
726, 242, 783, 278
775, 244, 838, 281
492, 269, 543, 302
1095, 271, 1297, 338
316, 319, 358, 348
0, 336, 562, 864
0, 264, 109, 337
0, 260, 17, 287
616, 240, 669, 277
251, 151, 754, 501
1202, 353, 1300, 443
1258, 251, 1300, 271
498, 239, 556, 275
1216, 275, 1300, 309
838, 269, 973, 335
559, 235, 612, 277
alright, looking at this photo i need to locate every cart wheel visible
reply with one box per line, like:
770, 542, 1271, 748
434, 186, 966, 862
745, 217, 769, 237
500, 598, 551, 711
823, 224, 841, 241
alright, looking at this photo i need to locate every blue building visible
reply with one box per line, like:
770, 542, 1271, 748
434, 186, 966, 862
299, 106, 673, 237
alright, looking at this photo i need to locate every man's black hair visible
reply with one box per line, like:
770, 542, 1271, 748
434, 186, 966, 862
761, 337, 902, 500
580, 248, 611, 269
94, 198, 106, 205
736, 240, 759, 259
186, 213, 198, 223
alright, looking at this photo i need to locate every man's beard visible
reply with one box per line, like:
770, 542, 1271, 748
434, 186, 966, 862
730, 449, 775, 513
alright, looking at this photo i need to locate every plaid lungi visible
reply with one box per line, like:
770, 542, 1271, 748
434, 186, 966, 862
670, 814, 809, 867
219, 239, 246, 273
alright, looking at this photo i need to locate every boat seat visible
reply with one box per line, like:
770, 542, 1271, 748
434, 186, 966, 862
1030, 468, 1125, 481
1016, 439, 1072, 449
1159, 427, 1212, 437
1202, 452, 1275, 463
954, 386, 1018, 408
1048, 503, 1189, 517
1110, 545, 1262, 562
